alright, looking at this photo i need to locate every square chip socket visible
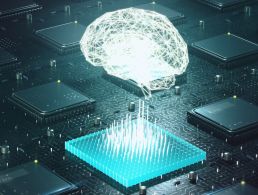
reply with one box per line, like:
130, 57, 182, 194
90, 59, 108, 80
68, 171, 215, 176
9, 82, 95, 123
35, 22, 86, 54
187, 97, 258, 144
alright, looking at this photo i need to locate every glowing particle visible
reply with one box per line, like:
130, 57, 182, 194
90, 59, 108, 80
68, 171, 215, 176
80, 8, 189, 98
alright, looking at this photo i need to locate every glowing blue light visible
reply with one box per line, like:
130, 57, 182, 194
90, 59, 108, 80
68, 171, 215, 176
65, 101, 206, 187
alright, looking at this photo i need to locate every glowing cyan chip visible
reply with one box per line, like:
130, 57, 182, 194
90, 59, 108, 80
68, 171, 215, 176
65, 101, 206, 187
80, 8, 189, 97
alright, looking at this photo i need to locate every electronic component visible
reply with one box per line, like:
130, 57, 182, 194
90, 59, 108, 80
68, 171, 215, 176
221, 152, 233, 162
188, 171, 198, 184
9, 82, 95, 123
215, 74, 223, 83
0, 145, 10, 154
196, 0, 254, 11
35, 22, 86, 54
128, 102, 136, 112
0, 48, 19, 71
0, 0, 42, 19
139, 185, 147, 195
174, 86, 181, 95
191, 33, 258, 67
0, 162, 75, 194
102, 72, 187, 97
66, 101, 206, 187
204, 183, 258, 195
135, 3, 185, 24
94, 117, 101, 126
187, 97, 258, 144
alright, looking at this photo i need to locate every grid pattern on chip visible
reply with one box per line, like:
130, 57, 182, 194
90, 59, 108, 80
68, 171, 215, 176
66, 101, 206, 187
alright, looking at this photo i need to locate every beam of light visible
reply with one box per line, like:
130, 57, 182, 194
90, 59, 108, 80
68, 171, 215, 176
65, 100, 206, 187
80, 8, 189, 98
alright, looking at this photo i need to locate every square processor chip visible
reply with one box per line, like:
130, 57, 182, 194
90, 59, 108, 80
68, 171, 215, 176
9, 82, 95, 123
35, 22, 86, 54
65, 119, 206, 187
135, 3, 185, 24
187, 97, 258, 144
0, 47, 19, 71
196, 0, 255, 11
0, 162, 75, 194
191, 33, 258, 67
0, 0, 42, 19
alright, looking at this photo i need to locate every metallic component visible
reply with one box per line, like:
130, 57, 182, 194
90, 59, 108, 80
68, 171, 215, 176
139, 185, 147, 195
16, 72, 23, 80
244, 6, 251, 16
188, 171, 198, 184
215, 74, 223, 83
221, 152, 232, 161
1, 145, 10, 154
174, 86, 181, 95
26, 13, 33, 23
128, 102, 135, 112
64, 5, 71, 15
97, 1, 102, 8
47, 128, 54, 137
199, 20, 205, 29
94, 117, 101, 126
251, 68, 256, 75
50, 59, 56, 67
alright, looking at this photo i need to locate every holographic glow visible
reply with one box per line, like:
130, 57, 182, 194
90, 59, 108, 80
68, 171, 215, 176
80, 8, 189, 97
65, 101, 206, 187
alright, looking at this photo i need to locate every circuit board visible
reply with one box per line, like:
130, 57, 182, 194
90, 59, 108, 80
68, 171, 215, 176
0, 0, 258, 194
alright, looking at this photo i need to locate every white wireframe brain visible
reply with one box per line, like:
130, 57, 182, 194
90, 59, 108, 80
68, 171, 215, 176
80, 8, 189, 97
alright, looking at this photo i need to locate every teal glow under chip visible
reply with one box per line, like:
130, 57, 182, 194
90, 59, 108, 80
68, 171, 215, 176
65, 116, 206, 187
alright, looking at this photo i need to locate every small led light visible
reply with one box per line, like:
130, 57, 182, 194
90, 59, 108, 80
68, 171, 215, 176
57, 80, 61, 83
233, 95, 237, 99
227, 32, 231, 35
241, 180, 246, 185
34, 159, 39, 164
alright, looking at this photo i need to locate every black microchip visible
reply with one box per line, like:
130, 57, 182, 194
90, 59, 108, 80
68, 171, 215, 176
0, 162, 75, 194
0, 0, 42, 19
204, 183, 258, 195
187, 97, 258, 144
135, 3, 185, 24
191, 33, 258, 67
35, 22, 86, 54
196, 0, 255, 11
0, 48, 19, 71
9, 82, 95, 123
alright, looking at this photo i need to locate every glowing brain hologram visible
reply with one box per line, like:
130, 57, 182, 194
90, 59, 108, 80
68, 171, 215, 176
80, 8, 189, 97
